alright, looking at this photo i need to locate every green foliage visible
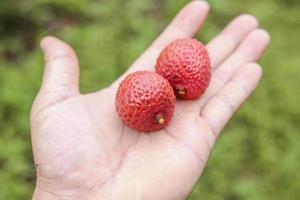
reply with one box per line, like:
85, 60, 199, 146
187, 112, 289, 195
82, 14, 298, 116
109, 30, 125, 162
0, 0, 299, 199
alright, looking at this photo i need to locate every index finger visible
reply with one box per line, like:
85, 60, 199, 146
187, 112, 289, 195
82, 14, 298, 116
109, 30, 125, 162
111, 0, 210, 88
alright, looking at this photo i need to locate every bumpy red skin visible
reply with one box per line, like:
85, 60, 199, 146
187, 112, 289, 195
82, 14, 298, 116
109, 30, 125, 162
116, 71, 175, 132
156, 38, 211, 100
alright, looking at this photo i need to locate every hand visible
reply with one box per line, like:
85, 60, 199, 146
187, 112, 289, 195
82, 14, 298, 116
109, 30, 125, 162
31, 1, 270, 199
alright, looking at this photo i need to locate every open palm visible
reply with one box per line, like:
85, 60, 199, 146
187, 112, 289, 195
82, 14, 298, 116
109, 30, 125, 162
31, 1, 270, 200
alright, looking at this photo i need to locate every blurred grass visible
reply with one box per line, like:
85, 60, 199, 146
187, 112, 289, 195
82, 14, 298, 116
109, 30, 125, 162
0, 0, 299, 199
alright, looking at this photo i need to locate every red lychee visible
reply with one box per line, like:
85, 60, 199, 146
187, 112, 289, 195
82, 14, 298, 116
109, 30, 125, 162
115, 71, 175, 132
156, 38, 211, 100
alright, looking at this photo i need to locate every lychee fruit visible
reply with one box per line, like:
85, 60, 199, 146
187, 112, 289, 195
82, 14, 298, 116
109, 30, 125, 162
155, 38, 211, 100
115, 71, 175, 132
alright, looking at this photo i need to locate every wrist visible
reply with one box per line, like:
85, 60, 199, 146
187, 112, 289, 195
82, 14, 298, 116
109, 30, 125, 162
32, 188, 59, 200
32, 179, 85, 200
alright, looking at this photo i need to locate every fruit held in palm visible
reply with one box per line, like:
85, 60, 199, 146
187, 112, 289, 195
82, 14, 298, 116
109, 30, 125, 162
115, 71, 175, 132
156, 38, 211, 100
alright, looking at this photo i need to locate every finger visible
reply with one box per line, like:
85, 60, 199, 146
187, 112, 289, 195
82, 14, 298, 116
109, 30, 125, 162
151, 0, 209, 50
201, 63, 262, 138
40, 36, 80, 95
111, 0, 209, 88
207, 14, 259, 68
200, 29, 270, 105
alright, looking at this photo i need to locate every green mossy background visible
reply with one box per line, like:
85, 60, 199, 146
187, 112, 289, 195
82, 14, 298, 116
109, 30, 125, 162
0, 0, 299, 199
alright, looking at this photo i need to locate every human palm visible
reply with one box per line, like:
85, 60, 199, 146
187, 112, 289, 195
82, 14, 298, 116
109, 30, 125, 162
31, 1, 270, 200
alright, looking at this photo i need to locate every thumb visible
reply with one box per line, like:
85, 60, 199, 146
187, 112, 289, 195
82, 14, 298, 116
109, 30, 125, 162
40, 36, 80, 97
31, 36, 80, 119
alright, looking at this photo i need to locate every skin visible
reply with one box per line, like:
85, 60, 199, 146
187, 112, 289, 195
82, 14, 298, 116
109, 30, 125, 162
31, 1, 270, 200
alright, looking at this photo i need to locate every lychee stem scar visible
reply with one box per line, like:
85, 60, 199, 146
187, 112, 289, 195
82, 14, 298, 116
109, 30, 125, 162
175, 85, 186, 96
155, 114, 165, 124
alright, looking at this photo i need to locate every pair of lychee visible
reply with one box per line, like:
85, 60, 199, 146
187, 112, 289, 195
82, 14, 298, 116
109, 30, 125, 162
116, 38, 211, 132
